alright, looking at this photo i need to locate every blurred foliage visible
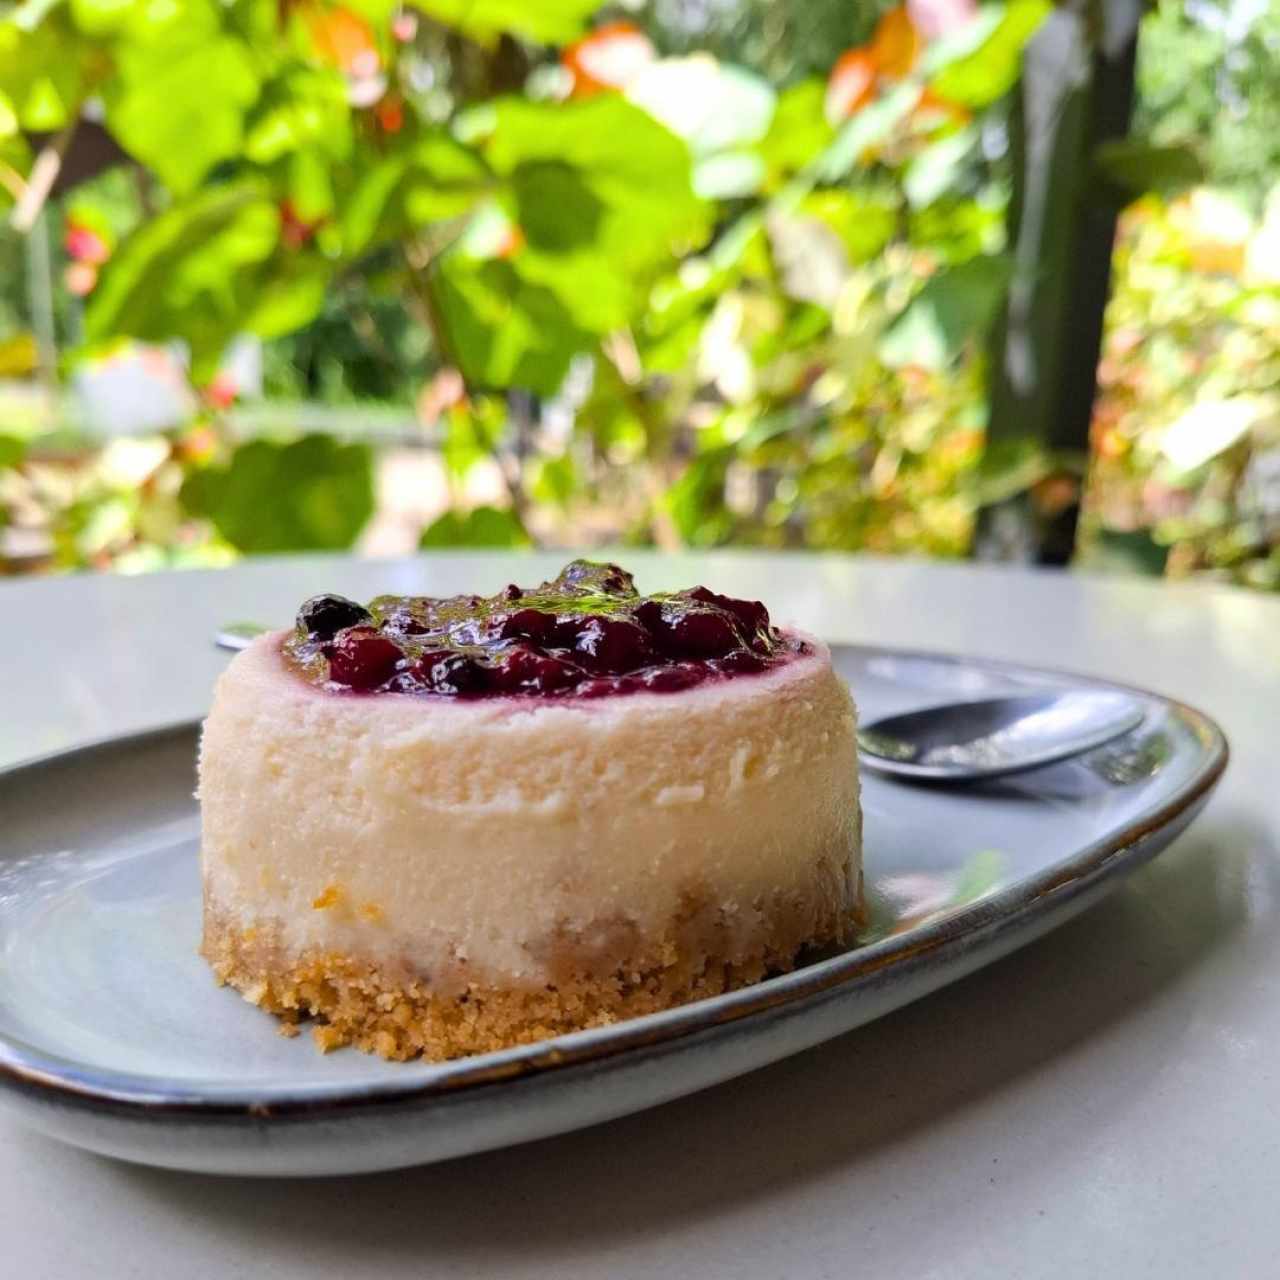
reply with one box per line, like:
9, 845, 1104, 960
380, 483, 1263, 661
1136, 0, 1280, 211
0, 0, 1274, 591
1078, 189, 1280, 591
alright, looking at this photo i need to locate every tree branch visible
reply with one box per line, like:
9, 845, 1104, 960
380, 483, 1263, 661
10, 124, 76, 234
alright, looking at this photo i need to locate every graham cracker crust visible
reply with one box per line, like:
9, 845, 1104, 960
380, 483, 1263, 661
202, 892, 852, 1062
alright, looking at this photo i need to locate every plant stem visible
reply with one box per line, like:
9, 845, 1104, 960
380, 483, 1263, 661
9, 124, 75, 235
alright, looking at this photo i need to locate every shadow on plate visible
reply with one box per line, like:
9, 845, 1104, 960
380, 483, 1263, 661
104, 816, 1276, 1262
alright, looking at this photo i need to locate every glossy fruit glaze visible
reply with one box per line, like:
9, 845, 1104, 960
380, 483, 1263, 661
282, 560, 804, 699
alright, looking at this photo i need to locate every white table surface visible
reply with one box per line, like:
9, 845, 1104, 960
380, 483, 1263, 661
2, 551, 1278, 1278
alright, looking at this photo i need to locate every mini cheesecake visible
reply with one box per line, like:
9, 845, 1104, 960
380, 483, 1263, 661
199, 562, 861, 1061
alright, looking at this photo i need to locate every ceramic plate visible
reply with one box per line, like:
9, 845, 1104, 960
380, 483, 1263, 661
0, 645, 1226, 1177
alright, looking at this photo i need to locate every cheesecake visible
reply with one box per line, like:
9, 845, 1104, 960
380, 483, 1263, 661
199, 561, 861, 1060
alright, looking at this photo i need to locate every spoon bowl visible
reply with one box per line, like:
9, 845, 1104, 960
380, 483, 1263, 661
857, 691, 1147, 783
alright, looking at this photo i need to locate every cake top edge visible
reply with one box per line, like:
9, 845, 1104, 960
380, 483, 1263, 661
279, 559, 811, 702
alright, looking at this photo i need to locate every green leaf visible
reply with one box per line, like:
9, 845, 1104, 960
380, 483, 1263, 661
440, 400, 503, 480
693, 150, 765, 199
0, 14, 87, 129
180, 436, 374, 553
69, 0, 136, 36
105, 1, 259, 194
529, 453, 578, 509
8, 0, 65, 30
410, 0, 602, 45
1093, 140, 1206, 199
288, 146, 336, 223
509, 160, 604, 252
970, 436, 1049, 507
758, 79, 833, 181
484, 95, 707, 331
802, 190, 897, 264
343, 133, 490, 254
418, 505, 530, 548
903, 127, 978, 209
814, 81, 921, 183
245, 257, 331, 339
0, 434, 25, 468
626, 58, 775, 155
244, 68, 351, 165
666, 448, 733, 547
930, 0, 1050, 110
85, 183, 286, 382
908, 193, 1004, 263
0, 332, 36, 376
432, 254, 594, 396
880, 254, 1012, 370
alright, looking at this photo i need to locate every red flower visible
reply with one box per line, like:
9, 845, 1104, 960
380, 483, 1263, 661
375, 93, 404, 134
65, 223, 111, 265
279, 199, 322, 250
205, 373, 238, 410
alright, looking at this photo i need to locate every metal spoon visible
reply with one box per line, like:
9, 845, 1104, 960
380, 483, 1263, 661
857, 690, 1146, 783
214, 622, 267, 651
216, 625, 1142, 783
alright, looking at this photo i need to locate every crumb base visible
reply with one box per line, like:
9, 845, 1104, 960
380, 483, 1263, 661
202, 903, 851, 1062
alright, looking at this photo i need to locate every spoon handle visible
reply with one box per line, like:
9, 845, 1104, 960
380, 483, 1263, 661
214, 623, 269, 652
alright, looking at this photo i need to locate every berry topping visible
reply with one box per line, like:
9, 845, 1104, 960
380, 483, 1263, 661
405, 651, 486, 695
298, 593, 372, 638
569, 615, 654, 674
325, 627, 403, 690
500, 608, 557, 643
282, 560, 799, 699
662, 606, 742, 658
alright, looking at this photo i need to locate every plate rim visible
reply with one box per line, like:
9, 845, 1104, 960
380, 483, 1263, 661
0, 643, 1229, 1119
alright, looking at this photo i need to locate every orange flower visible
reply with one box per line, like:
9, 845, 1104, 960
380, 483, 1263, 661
563, 21, 654, 98
912, 86, 970, 126
826, 48, 877, 123
493, 223, 525, 259
1095, 428, 1129, 461
1030, 473, 1079, 517
63, 261, 97, 296
307, 5, 379, 76
869, 7, 920, 79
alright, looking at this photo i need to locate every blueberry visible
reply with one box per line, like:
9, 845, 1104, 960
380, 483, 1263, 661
298, 593, 372, 639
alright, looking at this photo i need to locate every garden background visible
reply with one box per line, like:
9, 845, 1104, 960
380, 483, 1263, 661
0, 0, 1277, 589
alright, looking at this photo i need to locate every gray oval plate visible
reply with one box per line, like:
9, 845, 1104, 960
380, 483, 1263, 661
0, 645, 1226, 1177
